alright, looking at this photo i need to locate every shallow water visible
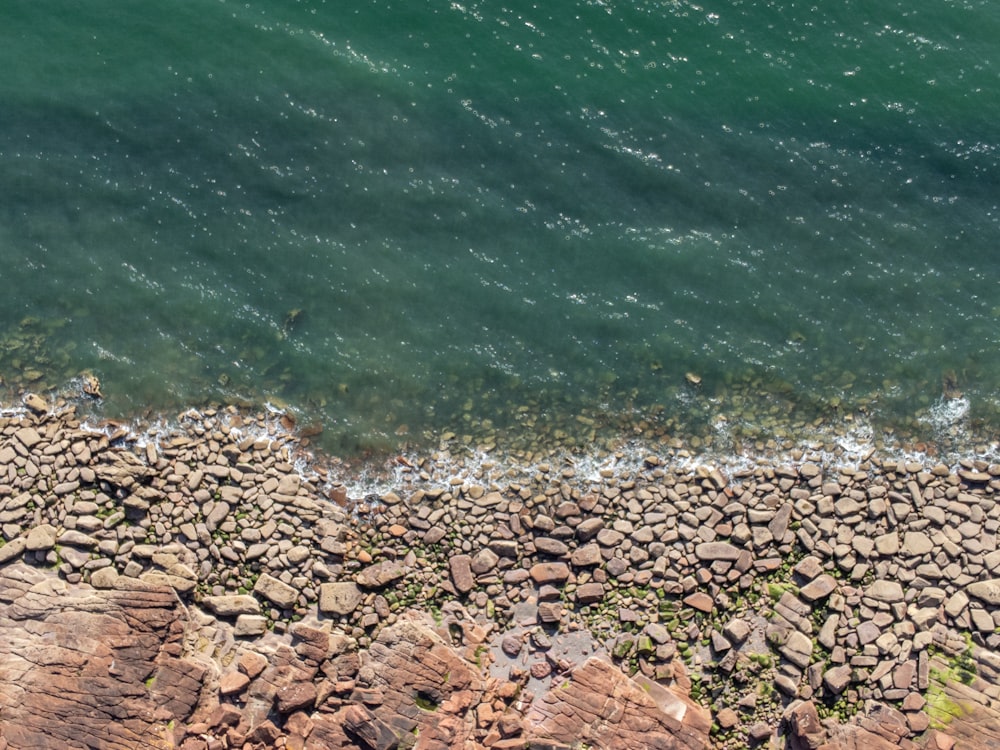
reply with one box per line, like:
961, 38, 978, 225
2, 0, 999, 457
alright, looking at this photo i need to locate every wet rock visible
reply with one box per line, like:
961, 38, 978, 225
22, 393, 48, 415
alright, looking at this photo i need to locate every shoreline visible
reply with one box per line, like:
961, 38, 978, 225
2, 336, 998, 475
1, 396, 998, 748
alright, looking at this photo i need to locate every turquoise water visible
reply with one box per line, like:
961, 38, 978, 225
2, 0, 999, 456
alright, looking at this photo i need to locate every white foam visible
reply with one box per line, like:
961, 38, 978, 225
920, 396, 970, 429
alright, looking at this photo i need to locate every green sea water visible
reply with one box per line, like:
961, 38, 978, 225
2, 0, 999, 458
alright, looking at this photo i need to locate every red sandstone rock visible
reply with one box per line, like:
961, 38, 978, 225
0, 563, 208, 750
523, 656, 712, 750
786, 700, 825, 749
277, 681, 318, 713
529, 562, 570, 585
239, 650, 269, 679
219, 670, 251, 696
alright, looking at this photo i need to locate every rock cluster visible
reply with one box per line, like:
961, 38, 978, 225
1, 402, 1000, 748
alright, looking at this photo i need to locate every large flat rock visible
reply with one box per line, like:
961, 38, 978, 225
0, 563, 207, 750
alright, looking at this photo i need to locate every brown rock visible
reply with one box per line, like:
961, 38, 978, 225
25, 524, 58, 551
501, 635, 523, 657
575, 517, 605, 541
717, 707, 739, 729
202, 594, 261, 617
0, 563, 199, 749
534, 537, 570, 557
529, 562, 571, 585
308, 617, 483, 749
523, 657, 710, 750
247, 720, 282, 745
356, 560, 408, 589
234, 614, 267, 637
239, 651, 269, 679
0, 537, 27, 564
219, 670, 251, 696
538, 601, 564, 624
530, 660, 553, 679
787, 700, 826, 749
575, 582, 605, 605
253, 572, 299, 608
449, 554, 475, 593
823, 664, 852, 694
471, 547, 500, 574
694, 541, 742, 561
570, 543, 603, 567
683, 592, 714, 612
14, 425, 42, 448
319, 581, 364, 615
799, 574, 837, 602
339, 704, 398, 750
277, 681, 317, 713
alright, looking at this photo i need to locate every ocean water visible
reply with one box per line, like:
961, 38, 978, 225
2, 0, 999, 460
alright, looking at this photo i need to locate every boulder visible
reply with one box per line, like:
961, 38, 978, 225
529, 562, 571, 585
356, 560, 408, 589
319, 582, 364, 615
694, 542, 742, 561
253, 573, 299, 609
203, 594, 261, 617
449, 554, 475, 593
966, 579, 1000, 606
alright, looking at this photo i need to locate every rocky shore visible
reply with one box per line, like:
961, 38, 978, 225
1, 395, 999, 749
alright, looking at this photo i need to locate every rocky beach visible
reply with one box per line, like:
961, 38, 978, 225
1, 392, 999, 750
